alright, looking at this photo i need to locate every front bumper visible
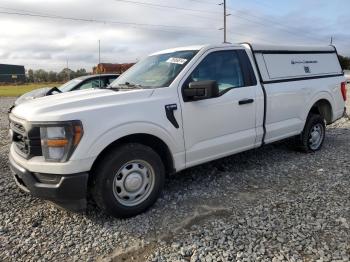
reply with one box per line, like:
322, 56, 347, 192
9, 153, 89, 212
9, 143, 94, 175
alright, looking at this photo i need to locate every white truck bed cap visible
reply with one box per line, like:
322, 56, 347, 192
242, 43, 342, 83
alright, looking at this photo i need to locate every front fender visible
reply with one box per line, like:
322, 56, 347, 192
85, 121, 181, 159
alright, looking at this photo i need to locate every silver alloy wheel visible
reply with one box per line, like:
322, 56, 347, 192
112, 160, 155, 206
308, 123, 324, 150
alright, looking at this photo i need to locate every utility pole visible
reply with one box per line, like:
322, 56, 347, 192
330, 36, 333, 45
219, 0, 230, 43
66, 59, 70, 81
98, 40, 101, 66
98, 40, 101, 86
223, 0, 226, 43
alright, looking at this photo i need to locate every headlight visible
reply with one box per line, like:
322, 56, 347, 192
40, 121, 83, 162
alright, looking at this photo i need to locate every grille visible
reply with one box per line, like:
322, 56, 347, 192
13, 122, 25, 133
10, 121, 29, 157
10, 120, 41, 158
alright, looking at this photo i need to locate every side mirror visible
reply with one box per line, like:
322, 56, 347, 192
46, 87, 61, 95
183, 80, 219, 101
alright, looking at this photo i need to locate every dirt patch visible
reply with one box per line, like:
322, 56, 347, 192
102, 205, 231, 262
100, 242, 157, 262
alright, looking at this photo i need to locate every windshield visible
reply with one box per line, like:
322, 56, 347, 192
110, 50, 198, 89
59, 79, 82, 92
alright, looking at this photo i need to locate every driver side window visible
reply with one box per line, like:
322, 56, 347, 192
188, 50, 244, 93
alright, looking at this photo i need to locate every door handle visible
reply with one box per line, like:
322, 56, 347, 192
238, 98, 254, 105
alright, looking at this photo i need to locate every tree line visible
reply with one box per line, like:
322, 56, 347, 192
339, 55, 350, 70
26, 68, 88, 83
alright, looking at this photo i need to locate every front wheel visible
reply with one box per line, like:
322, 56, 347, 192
91, 143, 165, 218
295, 114, 326, 152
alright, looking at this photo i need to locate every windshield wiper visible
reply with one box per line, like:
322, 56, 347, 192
108, 82, 153, 91
46, 87, 62, 95
116, 82, 144, 89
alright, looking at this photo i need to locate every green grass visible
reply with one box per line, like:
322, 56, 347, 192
0, 83, 60, 97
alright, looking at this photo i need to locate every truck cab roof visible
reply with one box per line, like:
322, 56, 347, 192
150, 43, 337, 56
150, 44, 242, 55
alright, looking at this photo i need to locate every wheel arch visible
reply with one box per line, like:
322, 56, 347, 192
305, 92, 335, 124
90, 133, 175, 184
308, 99, 333, 124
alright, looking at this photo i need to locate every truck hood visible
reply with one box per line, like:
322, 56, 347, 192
11, 88, 155, 122
14, 87, 51, 106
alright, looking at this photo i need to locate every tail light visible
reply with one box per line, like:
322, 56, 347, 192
341, 82, 347, 101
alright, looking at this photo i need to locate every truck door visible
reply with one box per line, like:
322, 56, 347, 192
179, 49, 260, 168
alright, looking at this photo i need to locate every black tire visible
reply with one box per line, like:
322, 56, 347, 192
91, 143, 165, 218
295, 114, 326, 152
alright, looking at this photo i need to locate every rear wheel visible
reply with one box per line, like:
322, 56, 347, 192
91, 143, 165, 218
295, 114, 326, 152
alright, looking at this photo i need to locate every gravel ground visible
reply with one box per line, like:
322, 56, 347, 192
0, 93, 350, 262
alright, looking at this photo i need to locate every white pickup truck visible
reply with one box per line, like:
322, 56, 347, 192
9, 43, 347, 217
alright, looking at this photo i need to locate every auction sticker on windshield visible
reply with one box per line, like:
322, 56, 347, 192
166, 57, 188, 65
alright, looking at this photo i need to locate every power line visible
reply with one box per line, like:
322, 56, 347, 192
113, 0, 283, 44
226, 30, 277, 44
248, 1, 350, 41
113, 0, 223, 22
0, 10, 227, 43
187, 0, 218, 5
113, 0, 328, 43
233, 9, 308, 35
0, 7, 276, 44
111, 0, 280, 44
225, 6, 345, 43
0, 8, 277, 45
0, 6, 54, 15
0, 10, 219, 32
0, 4, 222, 25
247, 0, 273, 9
226, 8, 327, 43
185, 0, 318, 41
2, 2, 342, 46
181, 12, 223, 22
114, 0, 221, 14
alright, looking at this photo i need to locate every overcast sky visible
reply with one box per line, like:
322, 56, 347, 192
0, 0, 349, 72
